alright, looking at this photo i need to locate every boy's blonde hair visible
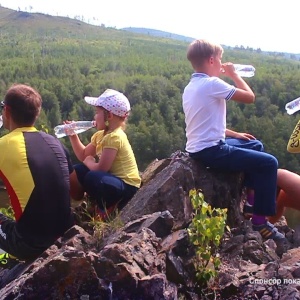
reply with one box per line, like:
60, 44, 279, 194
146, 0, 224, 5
187, 39, 223, 69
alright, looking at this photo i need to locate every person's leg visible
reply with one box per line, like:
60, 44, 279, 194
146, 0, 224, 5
191, 142, 278, 216
83, 171, 131, 210
276, 169, 300, 209
0, 215, 25, 264
0, 214, 17, 254
243, 188, 255, 219
70, 170, 85, 201
225, 137, 264, 152
190, 142, 284, 240
269, 169, 300, 223
74, 163, 90, 187
226, 137, 264, 190
118, 184, 139, 210
225, 137, 264, 207
268, 189, 286, 224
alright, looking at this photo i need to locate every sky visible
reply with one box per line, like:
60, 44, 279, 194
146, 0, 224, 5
0, 0, 299, 54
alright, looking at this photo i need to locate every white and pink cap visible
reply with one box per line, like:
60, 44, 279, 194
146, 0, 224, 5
84, 89, 130, 117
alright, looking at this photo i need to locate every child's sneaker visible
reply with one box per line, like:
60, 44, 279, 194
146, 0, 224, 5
243, 202, 253, 219
252, 221, 285, 241
0, 253, 20, 269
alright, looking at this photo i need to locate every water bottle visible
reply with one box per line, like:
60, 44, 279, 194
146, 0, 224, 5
234, 64, 256, 77
54, 121, 95, 138
285, 97, 300, 115
0, 115, 2, 129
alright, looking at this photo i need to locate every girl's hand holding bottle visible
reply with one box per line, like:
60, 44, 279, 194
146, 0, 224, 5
54, 120, 96, 138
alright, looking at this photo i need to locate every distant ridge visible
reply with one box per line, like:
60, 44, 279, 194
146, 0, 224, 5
0, 6, 299, 59
122, 27, 300, 59
121, 27, 195, 43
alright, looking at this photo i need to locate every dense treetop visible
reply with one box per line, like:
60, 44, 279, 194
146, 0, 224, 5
1, 7, 300, 171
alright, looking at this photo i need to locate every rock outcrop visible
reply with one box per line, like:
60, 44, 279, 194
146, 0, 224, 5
0, 152, 299, 299
121, 152, 245, 229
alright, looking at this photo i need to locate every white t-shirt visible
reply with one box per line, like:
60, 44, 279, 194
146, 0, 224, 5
182, 73, 236, 153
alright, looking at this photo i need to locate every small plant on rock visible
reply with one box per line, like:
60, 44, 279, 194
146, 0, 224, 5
187, 189, 228, 288
73, 197, 123, 248
0, 206, 15, 220
92, 207, 124, 248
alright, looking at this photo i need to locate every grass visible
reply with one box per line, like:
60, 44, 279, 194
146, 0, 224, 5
73, 199, 124, 248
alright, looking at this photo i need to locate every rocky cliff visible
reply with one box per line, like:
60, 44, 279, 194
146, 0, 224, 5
0, 152, 299, 299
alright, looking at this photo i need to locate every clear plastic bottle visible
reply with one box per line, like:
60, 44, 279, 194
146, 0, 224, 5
233, 64, 256, 78
285, 97, 300, 115
0, 115, 2, 129
54, 121, 95, 138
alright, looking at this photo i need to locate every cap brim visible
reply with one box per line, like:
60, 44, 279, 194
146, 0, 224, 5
84, 96, 98, 106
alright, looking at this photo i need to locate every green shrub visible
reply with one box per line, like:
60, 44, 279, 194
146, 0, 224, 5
187, 189, 228, 288
0, 206, 15, 220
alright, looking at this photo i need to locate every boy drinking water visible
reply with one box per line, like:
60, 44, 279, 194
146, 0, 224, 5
182, 39, 284, 241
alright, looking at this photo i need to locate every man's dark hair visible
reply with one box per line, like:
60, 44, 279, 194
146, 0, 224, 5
4, 84, 42, 126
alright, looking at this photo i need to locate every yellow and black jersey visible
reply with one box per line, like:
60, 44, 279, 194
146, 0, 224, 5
0, 127, 74, 244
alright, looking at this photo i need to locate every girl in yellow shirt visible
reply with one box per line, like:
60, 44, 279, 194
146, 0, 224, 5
69, 89, 141, 218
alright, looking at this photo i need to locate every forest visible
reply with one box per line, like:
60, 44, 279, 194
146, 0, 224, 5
1, 7, 300, 172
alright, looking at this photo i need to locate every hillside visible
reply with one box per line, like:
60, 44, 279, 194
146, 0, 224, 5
0, 6, 300, 173
122, 27, 195, 43
122, 27, 300, 60
0, 6, 193, 44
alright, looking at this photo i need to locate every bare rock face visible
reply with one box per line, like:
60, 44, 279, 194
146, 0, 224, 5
121, 153, 244, 229
0, 153, 299, 299
0, 216, 189, 299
